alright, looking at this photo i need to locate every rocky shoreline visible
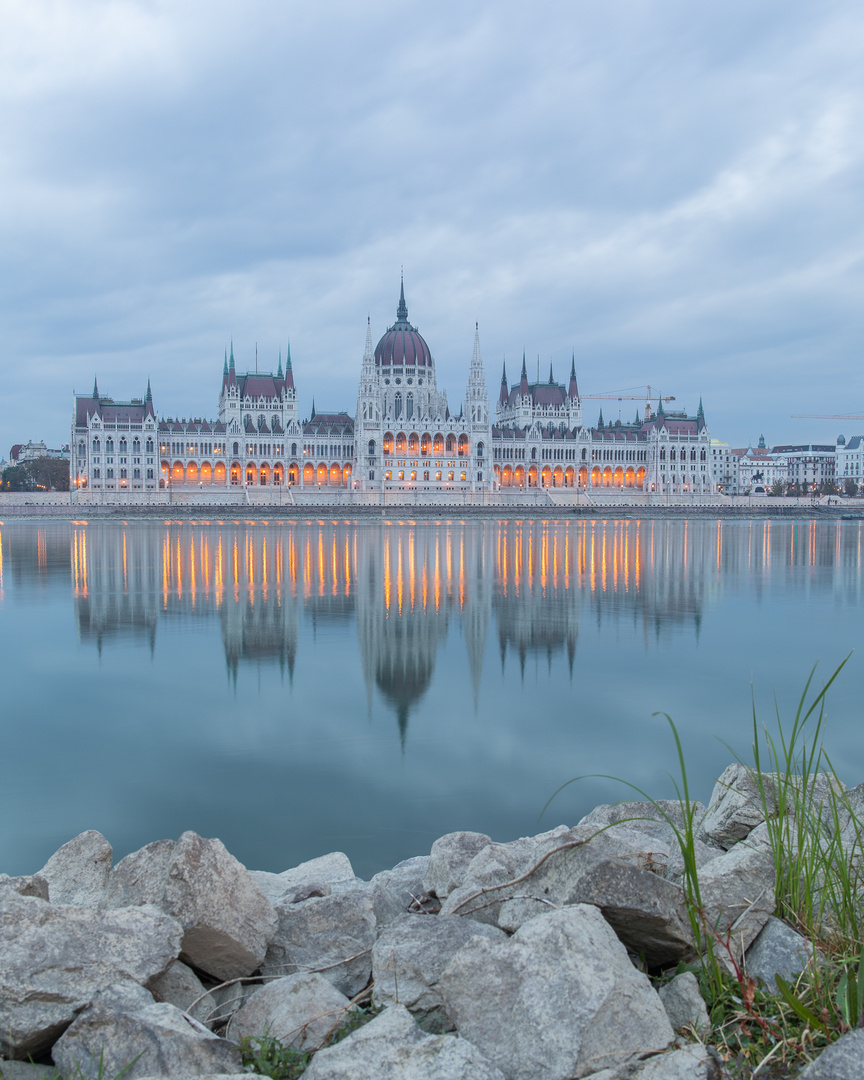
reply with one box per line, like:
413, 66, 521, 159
2, 764, 863, 1080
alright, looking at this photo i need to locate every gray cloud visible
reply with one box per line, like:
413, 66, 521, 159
2, 0, 863, 454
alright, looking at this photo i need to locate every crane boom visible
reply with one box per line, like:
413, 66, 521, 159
792, 414, 864, 421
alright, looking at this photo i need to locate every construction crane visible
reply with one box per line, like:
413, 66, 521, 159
581, 386, 676, 421
792, 413, 864, 421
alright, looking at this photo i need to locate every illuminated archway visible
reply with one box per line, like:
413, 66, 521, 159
317, 463, 328, 485
565, 467, 575, 487
287, 464, 299, 485
421, 433, 432, 455
273, 463, 284, 485
383, 432, 394, 454
395, 432, 407, 453
528, 465, 539, 487
161, 461, 170, 482
214, 462, 227, 485
613, 467, 624, 487
541, 466, 552, 487
330, 463, 341, 486
245, 463, 257, 485
303, 463, 315, 485
514, 465, 525, 487
636, 466, 646, 487
446, 434, 457, 454
259, 462, 270, 485
433, 433, 444, 455
186, 462, 198, 484
172, 461, 185, 484
553, 466, 564, 487
625, 467, 635, 488
502, 465, 513, 487
200, 461, 212, 485
230, 462, 241, 485
342, 463, 352, 485
602, 467, 613, 487
458, 434, 469, 456
408, 433, 419, 455
578, 466, 588, 487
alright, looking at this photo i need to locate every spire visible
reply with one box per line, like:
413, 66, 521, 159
499, 358, 509, 405
311, 398, 316, 420
223, 348, 228, 377
145, 378, 152, 403
598, 408, 604, 428
396, 275, 408, 322
284, 340, 294, 390
657, 394, 665, 417
92, 376, 99, 400
228, 338, 236, 388
277, 349, 283, 379
229, 339, 235, 369
548, 362, 554, 385
698, 397, 705, 419
363, 316, 373, 362
567, 352, 579, 400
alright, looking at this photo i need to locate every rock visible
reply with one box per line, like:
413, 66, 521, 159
229, 972, 352, 1050
371, 856, 430, 927
797, 1029, 864, 1079
250, 852, 357, 904
744, 916, 812, 993
579, 799, 708, 839
697, 835, 775, 960
0, 891, 182, 1060
302, 1003, 506, 1080
438, 905, 674, 1080
103, 832, 277, 981
588, 1043, 720, 1079
0, 1063, 56, 1080
148, 960, 210, 1022
658, 972, 710, 1035
262, 887, 376, 998
39, 830, 112, 906
424, 832, 492, 899
52, 1001, 241, 1080
0, 874, 49, 900
566, 859, 695, 967
372, 913, 506, 1028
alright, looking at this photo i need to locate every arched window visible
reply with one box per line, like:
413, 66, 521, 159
78, 442, 85, 457
146, 438, 153, 453
407, 393, 413, 420
119, 438, 127, 453
291, 442, 297, 456
395, 393, 402, 419
106, 437, 114, 453
132, 438, 140, 452
446, 434, 456, 454
477, 441, 484, 458
368, 439, 376, 456
233, 441, 239, 456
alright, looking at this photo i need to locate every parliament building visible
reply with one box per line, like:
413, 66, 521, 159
71, 282, 713, 497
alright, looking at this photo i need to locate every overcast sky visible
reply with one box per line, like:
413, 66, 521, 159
2, 0, 862, 459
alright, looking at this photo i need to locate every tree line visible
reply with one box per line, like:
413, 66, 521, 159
1, 457, 70, 492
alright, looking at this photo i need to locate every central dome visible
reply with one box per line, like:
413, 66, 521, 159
374, 281, 432, 368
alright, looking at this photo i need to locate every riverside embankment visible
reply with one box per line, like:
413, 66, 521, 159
3, 762, 864, 1080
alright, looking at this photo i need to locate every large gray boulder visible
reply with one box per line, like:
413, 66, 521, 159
302, 1004, 506, 1080
0, 874, 49, 900
147, 960, 211, 1023
424, 832, 492, 899
744, 916, 812, 993
249, 852, 358, 904
262, 887, 376, 998
0, 891, 181, 1060
103, 832, 277, 981
52, 1001, 241, 1080
39, 830, 113, 906
658, 972, 710, 1036
797, 1029, 864, 1079
229, 972, 352, 1050
372, 914, 506, 1028
371, 856, 430, 927
438, 905, 674, 1080
565, 858, 695, 967
697, 833, 776, 960
588, 1043, 719, 1079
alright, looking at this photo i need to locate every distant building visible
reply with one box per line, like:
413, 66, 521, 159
709, 439, 738, 493
10, 440, 70, 464
771, 444, 836, 491
735, 435, 785, 492
834, 435, 864, 490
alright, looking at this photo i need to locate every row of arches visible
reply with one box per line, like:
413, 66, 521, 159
495, 465, 647, 488
379, 432, 475, 457
161, 460, 353, 487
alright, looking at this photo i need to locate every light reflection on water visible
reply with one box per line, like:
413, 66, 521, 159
1, 516, 862, 879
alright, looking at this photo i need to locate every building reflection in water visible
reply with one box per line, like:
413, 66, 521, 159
2, 516, 861, 733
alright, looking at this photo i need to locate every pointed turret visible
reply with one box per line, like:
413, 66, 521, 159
364, 316, 373, 361
228, 339, 236, 388
598, 408, 604, 429
519, 351, 529, 395
223, 349, 228, 377
396, 275, 409, 323
499, 359, 509, 405
277, 349, 283, 379
145, 378, 152, 403
144, 378, 154, 418
697, 397, 706, 431
92, 376, 99, 400
284, 340, 294, 390
548, 362, 554, 385
567, 353, 579, 400
310, 398, 316, 420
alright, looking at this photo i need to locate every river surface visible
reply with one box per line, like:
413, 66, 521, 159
1, 516, 862, 879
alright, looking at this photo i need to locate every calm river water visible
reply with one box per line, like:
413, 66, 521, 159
1, 516, 862, 879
